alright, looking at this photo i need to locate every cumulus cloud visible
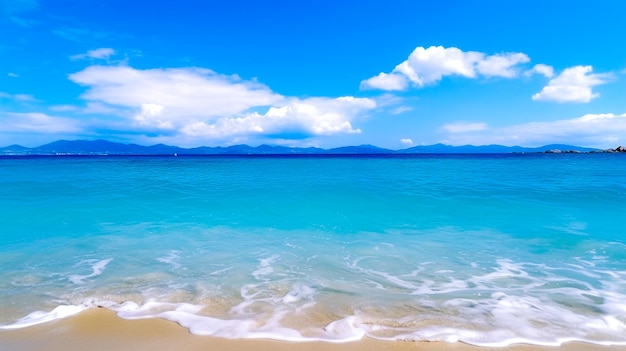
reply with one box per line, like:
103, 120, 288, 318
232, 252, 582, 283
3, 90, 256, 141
134, 103, 172, 129
70, 65, 283, 124
180, 96, 375, 139
400, 138, 414, 146
359, 72, 408, 91
475, 53, 530, 78
0, 112, 81, 134
532, 66, 611, 103
440, 113, 626, 148
71, 48, 116, 60
526, 64, 554, 78
361, 46, 530, 90
68, 65, 376, 143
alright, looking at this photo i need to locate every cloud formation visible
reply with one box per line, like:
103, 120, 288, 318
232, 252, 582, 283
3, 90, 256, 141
360, 72, 408, 91
71, 48, 116, 60
70, 65, 283, 123
440, 113, 626, 148
361, 46, 530, 90
180, 96, 374, 139
400, 138, 414, 146
526, 64, 554, 78
68, 65, 376, 143
532, 65, 611, 103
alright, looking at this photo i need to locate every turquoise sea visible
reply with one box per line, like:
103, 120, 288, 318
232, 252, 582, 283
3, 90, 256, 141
1, 154, 625, 346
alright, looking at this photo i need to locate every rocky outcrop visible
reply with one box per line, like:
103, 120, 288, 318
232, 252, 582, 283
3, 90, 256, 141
601, 146, 626, 153
546, 146, 626, 154
545, 149, 581, 154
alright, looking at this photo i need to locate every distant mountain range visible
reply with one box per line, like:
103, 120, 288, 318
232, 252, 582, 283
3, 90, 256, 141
0, 140, 606, 156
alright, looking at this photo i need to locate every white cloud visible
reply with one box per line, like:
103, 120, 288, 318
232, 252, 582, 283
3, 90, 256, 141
526, 64, 554, 78
71, 48, 115, 60
400, 138, 414, 146
69, 65, 283, 125
360, 72, 408, 91
0, 112, 81, 134
476, 53, 530, 78
440, 113, 626, 148
361, 46, 530, 90
8, 72, 19, 78
134, 103, 172, 129
180, 96, 375, 139
441, 122, 488, 133
68, 65, 375, 143
532, 65, 611, 103
393, 46, 481, 86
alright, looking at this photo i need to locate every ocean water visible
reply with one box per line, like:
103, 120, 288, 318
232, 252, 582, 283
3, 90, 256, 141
1, 154, 625, 346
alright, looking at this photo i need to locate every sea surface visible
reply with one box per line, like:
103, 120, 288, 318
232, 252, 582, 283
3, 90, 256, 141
1, 154, 625, 346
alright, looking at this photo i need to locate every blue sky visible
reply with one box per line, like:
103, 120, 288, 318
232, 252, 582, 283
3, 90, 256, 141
1, 0, 625, 148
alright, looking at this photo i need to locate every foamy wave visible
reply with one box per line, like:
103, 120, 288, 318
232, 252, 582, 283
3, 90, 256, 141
0, 304, 89, 330
68, 258, 113, 284
110, 300, 364, 342
2, 254, 626, 347
1, 294, 626, 347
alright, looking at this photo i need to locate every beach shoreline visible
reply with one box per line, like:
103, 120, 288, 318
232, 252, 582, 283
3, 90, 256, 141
0, 308, 624, 351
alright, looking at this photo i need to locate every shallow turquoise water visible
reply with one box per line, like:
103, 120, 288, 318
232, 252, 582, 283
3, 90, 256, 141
1, 154, 625, 346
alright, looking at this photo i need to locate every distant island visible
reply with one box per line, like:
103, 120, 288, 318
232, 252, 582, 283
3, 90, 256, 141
1, 140, 625, 156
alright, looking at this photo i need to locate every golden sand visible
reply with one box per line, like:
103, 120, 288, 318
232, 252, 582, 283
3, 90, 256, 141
0, 308, 623, 351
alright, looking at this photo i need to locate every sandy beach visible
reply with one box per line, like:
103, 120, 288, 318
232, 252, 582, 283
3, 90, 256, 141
0, 308, 623, 351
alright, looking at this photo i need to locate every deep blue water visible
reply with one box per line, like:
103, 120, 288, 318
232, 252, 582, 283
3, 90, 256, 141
1, 154, 625, 346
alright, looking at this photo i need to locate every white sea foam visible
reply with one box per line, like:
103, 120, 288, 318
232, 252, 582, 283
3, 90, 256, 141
0, 304, 88, 330
281, 283, 316, 304
1, 282, 626, 348
156, 250, 182, 269
252, 255, 279, 280
112, 299, 365, 342
68, 258, 113, 284
2, 241, 626, 347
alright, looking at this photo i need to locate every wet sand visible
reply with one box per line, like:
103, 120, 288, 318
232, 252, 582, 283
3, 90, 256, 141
0, 308, 623, 351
